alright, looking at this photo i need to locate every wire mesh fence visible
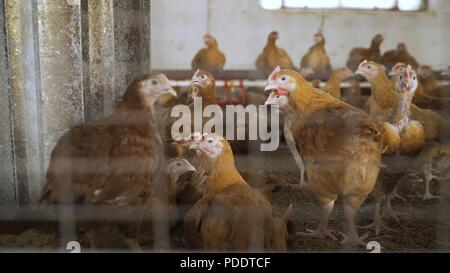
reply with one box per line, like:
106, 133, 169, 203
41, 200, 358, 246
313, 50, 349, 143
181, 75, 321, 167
1, 0, 450, 253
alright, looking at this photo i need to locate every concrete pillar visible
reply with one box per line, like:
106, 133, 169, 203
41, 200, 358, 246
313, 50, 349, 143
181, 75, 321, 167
0, 0, 16, 205
81, 0, 116, 121
3, 0, 46, 205
37, 0, 85, 172
0, 0, 152, 206
113, 0, 151, 99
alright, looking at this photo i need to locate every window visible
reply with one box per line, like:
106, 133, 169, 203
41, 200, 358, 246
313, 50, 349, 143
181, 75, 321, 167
260, 0, 426, 11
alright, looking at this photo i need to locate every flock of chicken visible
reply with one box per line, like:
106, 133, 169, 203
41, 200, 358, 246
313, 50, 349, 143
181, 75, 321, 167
191, 32, 421, 76
38, 31, 450, 251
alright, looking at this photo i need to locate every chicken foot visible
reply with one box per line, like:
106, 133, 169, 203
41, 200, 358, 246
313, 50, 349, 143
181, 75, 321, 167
382, 194, 411, 222
359, 199, 397, 235
297, 201, 337, 240
410, 169, 442, 200
389, 186, 406, 202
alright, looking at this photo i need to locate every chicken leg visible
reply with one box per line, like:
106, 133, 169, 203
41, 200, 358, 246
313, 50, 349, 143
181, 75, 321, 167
410, 142, 442, 200
422, 166, 441, 200
341, 204, 368, 247
297, 201, 337, 240
284, 123, 307, 189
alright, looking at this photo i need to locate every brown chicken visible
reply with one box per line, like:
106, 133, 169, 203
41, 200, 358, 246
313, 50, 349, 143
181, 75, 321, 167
357, 61, 450, 201
322, 67, 354, 99
174, 71, 252, 217
300, 33, 332, 75
171, 70, 220, 143
418, 65, 450, 98
264, 87, 307, 189
40, 74, 177, 250
381, 43, 419, 70
265, 67, 385, 246
256, 31, 294, 77
184, 133, 293, 251
191, 34, 226, 73
169, 71, 220, 216
166, 158, 197, 200
137, 157, 198, 246
190, 69, 218, 107
390, 63, 450, 120
357, 65, 425, 234
346, 34, 384, 71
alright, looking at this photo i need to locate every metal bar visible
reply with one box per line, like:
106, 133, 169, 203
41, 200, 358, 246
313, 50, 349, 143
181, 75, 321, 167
152, 70, 450, 82
168, 79, 450, 89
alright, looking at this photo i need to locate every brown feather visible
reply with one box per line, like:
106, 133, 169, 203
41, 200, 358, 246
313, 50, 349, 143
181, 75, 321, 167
256, 32, 294, 77
184, 139, 288, 251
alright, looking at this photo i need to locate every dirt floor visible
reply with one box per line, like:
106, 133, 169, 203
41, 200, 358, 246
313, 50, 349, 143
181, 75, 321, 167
1, 143, 449, 252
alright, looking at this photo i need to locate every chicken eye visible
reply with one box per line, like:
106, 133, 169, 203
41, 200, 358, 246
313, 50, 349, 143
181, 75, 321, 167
200, 75, 207, 80
151, 80, 158, 85
413, 76, 416, 80
281, 77, 287, 81
208, 140, 213, 144
400, 76, 403, 80
276, 95, 280, 99
176, 163, 181, 167
367, 65, 372, 69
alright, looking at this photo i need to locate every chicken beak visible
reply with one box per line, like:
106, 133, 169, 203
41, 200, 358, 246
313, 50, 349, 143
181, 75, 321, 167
265, 98, 273, 106
185, 164, 196, 173
163, 88, 177, 97
404, 84, 411, 92
189, 142, 199, 151
265, 82, 279, 92
355, 68, 364, 76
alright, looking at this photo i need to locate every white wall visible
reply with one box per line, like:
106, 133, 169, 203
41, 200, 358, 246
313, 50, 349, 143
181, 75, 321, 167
151, 0, 450, 70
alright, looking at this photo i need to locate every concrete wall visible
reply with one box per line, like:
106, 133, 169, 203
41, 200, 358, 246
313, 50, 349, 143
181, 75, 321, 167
151, 0, 450, 70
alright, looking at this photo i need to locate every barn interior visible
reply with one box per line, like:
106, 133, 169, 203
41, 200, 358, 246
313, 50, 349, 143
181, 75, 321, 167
0, 0, 449, 253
